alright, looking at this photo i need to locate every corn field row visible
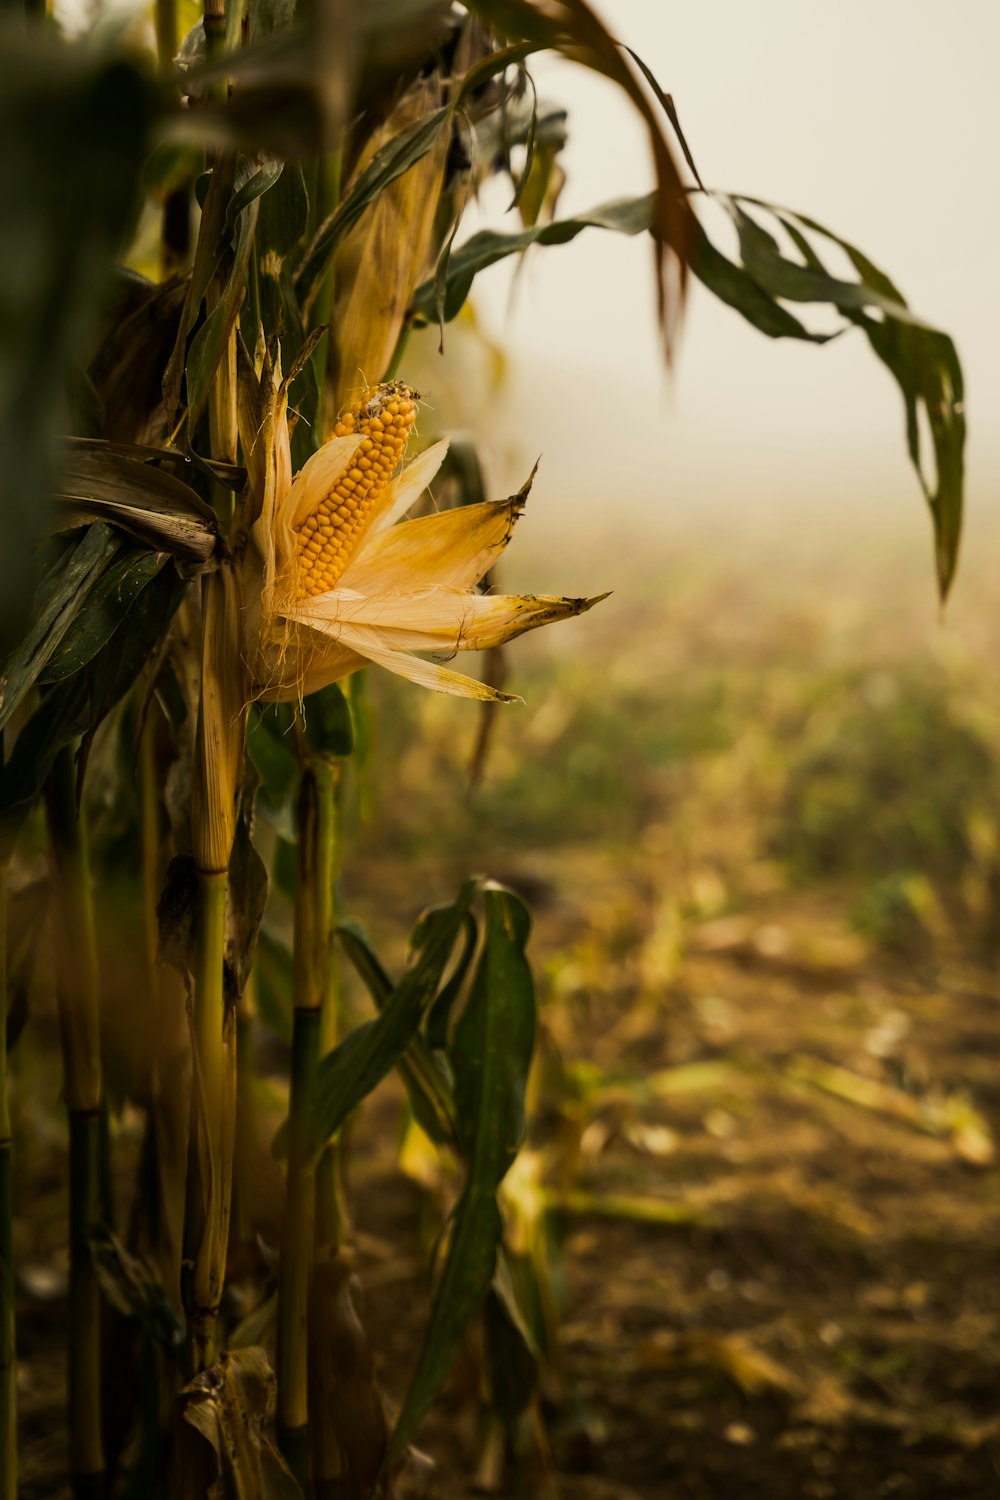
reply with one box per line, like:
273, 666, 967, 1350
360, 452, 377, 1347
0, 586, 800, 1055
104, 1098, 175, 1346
0, 0, 964, 1494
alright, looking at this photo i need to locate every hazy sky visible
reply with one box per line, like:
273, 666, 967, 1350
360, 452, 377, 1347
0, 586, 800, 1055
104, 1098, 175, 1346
443, 0, 999, 576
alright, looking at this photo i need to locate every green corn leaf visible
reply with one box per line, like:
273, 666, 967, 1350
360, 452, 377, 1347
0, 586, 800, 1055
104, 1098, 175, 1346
254, 928, 295, 1047
303, 883, 478, 1159
410, 177, 964, 593
247, 705, 299, 813
295, 107, 453, 312
484, 1278, 539, 1425
335, 918, 395, 1004
0, 561, 186, 856
687, 213, 829, 341
162, 154, 237, 417
389, 885, 536, 1461
295, 39, 539, 315
257, 159, 309, 265
464, 0, 692, 347
410, 193, 656, 325
0, 524, 119, 732
691, 193, 965, 598
424, 910, 478, 1049
337, 918, 459, 1147
38, 547, 167, 684
184, 161, 284, 430
272, 837, 298, 899
302, 682, 354, 759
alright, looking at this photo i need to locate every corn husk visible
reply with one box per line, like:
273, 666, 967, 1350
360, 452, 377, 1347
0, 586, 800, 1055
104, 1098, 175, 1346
328, 74, 450, 410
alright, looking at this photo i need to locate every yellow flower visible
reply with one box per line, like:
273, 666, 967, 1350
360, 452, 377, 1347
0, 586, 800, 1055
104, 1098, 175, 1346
237, 366, 604, 705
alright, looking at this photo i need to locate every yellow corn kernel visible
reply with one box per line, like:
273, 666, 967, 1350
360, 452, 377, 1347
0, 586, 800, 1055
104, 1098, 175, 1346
294, 381, 418, 599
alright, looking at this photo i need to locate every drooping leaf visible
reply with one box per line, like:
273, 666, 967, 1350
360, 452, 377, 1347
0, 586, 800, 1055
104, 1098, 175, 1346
690, 193, 966, 597
410, 193, 656, 325
55, 443, 218, 564
304, 882, 478, 1158
390, 885, 536, 1460
463, 0, 693, 350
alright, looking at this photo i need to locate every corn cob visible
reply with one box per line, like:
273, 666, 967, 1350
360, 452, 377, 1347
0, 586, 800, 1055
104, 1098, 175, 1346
294, 382, 417, 598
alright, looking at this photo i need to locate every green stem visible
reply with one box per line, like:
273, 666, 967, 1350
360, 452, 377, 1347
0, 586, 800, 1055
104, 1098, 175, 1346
44, 748, 104, 1495
45, 748, 101, 1115
276, 1009, 320, 1479
383, 323, 411, 382
155, 0, 193, 273
230, 967, 257, 1251
181, 870, 229, 1377
0, 863, 16, 1499
277, 771, 322, 1479
68, 1111, 103, 1498
154, 0, 177, 68
314, 760, 345, 1249
311, 144, 342, 429
202, 0, 226, 71
311, 760, 349, 1495
140, 714, 161, 1012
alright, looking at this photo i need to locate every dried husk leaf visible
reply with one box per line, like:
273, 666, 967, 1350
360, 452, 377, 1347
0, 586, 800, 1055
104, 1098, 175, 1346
329, 73, 450, 411
191, 565, 248, 875
308, 1252, 389, 1497
177, 1346, 300, 1499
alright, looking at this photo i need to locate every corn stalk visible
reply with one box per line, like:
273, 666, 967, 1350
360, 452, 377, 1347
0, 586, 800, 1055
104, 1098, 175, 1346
44, 746, 104, 1499
181, 567, 245, 1377
276, 763, 324, 1481
313, 757, 345, 1251
0, 860, 15, 1500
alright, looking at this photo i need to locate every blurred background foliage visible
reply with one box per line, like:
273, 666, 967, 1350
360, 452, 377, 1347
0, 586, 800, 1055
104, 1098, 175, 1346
2, 0, 996, 1495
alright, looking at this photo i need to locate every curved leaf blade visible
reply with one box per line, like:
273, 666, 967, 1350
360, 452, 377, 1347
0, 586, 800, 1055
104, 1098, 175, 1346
0, 524, 118, 732
305, 882, 479, 1157
389, 885, 535, 1462
410, 192, 657, 325
690, 192, 966, 597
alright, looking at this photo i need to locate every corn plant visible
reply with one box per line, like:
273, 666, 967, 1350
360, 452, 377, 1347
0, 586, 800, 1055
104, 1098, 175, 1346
0, 0, 966, 1495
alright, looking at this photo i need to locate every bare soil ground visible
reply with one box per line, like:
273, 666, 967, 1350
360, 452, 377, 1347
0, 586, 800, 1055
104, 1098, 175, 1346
15, 525, 1000, 1498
